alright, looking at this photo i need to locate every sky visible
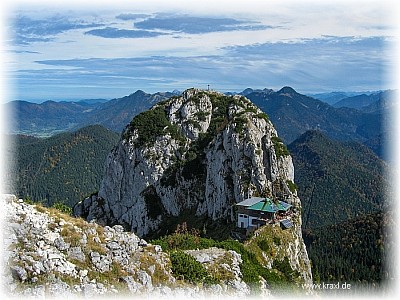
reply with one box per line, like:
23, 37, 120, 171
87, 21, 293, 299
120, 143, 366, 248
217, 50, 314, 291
1, 0, 398, 102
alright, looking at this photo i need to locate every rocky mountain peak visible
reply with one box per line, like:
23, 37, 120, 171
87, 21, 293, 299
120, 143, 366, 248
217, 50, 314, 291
74, 89, 300, 238
277, 86, 298, 96
240, 88, 254, 95
131, 89, 147, 97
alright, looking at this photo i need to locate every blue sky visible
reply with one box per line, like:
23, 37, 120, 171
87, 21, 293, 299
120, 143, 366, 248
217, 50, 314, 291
2, 0, 398, 102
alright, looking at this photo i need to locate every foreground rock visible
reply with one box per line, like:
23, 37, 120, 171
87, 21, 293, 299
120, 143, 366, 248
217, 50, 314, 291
2, 195, 257, 298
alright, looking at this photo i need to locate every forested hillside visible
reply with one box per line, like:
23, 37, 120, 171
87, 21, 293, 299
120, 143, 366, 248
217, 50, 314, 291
12, 125, 119, 207
303, 211, 391, 286
288, 130, 386, 229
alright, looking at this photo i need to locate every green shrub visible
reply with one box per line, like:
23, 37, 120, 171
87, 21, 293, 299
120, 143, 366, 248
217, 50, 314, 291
194, 111, 210, 121
272, 257, 300, 281
286, 180, 298, 193
217, 240, 263, 285
126, 105, 184, 146
256, 112, 269, 122
271, 136, 290, 158
244, 107, 258, 114
170, 250, 209, 283
52, 202, 72, 215
273, 236, 282, 246
152, 232, 217, 251
240, 260, 260, 285
257, 239, 270, 252
234, 117, 248, 134
257, 268, 286, 289
23, 196, 35, 205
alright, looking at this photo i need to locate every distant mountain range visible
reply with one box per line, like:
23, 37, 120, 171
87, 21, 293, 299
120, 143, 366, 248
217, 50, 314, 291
309, 91, 356, 105
5, 90, 178, 137
6, 100, 97, 137
309, 91, 379, 105
77, 90, 179, 133
245, 87, 390, 159
6, 86, 392, 159
332, 90, 395, 111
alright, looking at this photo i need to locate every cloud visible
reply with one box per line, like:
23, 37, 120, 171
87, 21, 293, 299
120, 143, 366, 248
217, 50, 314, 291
134, 15, 271, 34
84, 14, 272, 39
29, 35, 392, 96
224, 36, 389, 57
13, 30, 394, 101
10, 50, 40, 54
11, 15, 104, 45
221, 36, 392, 91
13, 35, 54, 46
84, 27, 168, 38
116, 13, 151, 20
25, 55, 244, 97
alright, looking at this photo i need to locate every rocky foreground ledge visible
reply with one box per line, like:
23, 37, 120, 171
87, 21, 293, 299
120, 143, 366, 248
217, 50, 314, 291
2, 194, 267, 298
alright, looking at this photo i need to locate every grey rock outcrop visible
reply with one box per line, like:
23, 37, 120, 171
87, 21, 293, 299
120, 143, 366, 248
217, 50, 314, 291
74, 89, 299, 237
2, 194, 255, 297
184, 247, 252, 296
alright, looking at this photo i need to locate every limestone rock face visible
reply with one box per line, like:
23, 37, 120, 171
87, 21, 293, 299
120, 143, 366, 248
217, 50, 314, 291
3, 195, 254, 297
72, 89, 312, 284
74, 89, 299, 237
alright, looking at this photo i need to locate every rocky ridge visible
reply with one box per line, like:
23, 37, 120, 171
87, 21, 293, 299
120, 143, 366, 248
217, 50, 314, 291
2, 194, 256, 298
74, 89, 299, 237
